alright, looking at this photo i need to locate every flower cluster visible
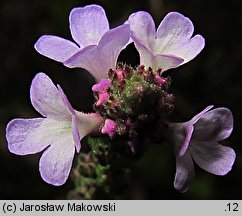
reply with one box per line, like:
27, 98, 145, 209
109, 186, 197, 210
6, 4, 235, 193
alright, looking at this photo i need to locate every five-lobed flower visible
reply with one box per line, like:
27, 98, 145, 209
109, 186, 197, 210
166, 106, 235, 192
6, 73, 102, 186
34, 4, 130, 82
127, 11, 205, 72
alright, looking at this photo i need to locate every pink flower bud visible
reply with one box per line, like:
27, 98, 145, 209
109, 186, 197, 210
155, 75, 166, 85
96, 92, 109, 106
116, 70, 125, 80
101, 119, 117, 138
92, 79, 111, 92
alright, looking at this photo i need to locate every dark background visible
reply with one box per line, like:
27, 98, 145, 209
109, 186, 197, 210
0, 0, 241, 199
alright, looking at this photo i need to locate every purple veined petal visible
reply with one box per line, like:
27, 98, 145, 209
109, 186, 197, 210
155, 12, 205, 63
156, 12, 195, 52
64, 45, 102, 79
57, 84, 75, 116
39, 133, 75, 186
133, 35, 184, 71
190, 141, 236, 175
174, 153, 195, 193
97, 23, 130, 67
128, 11, 156, 49
152, 53, 184, 72
30, 73, 71, 119
193, 108, 233, 141
6, 118, 72, 155
169, 34, 205, 64
34, 35, 79, 62
65, 24, 130, 82
7, 118, 48, 155
69, 4, 109, 47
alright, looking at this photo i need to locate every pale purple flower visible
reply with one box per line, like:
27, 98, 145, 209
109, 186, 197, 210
166, 105, 235, 192
127, 11, 205, 71
34, 5, 130, 82
6, 73, 102, 186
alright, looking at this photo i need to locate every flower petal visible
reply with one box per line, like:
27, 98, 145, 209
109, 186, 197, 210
168, 122, 194, 157
6, 118, 72, 155
190, 141, 236, 175
64, 45, 103, 77
75, 112, 103, 140
193, 108, 233, 141
97, 24, 130, 68
170, 34, 205, 64
156, 12, 194, 51
128, 11, 156, 49
72, 116, 81, 153
39, 133, 75, 186
56, 84, 80, 152
155, 12, 204, 63
57, 84, 75, 116
152, 53, 184, 72
69, 4, 109, 47
179, 124, 194, 157
34, 35, 79, 62
57, 85, 102, 153
132, 36, 184, 71
65, 24, 130, 82
174, 153, 195, 193
30, 73, 70, 119
190, 105, 214, 124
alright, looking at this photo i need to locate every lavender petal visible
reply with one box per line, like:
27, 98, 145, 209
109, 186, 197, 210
65, 24, 130, 82
193, 108, 233, 141
179, 124, 194, 157
69, 4, 109, 47
128, 11, 156, 48
30, 73, 70, 119
133, 36, 184, 71
39, 134, 75, 186
190, 141, 236, 175
71, 116, 81, 153
156, 12, 204, 63
6, 118, 71, 155
34, 35, 79, 62
174, 153, 195, 193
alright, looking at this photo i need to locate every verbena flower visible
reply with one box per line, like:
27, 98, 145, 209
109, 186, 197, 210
7, 3, 235, 195
127, 11, 205, 71
6, 73, 102, 186
34, 4, 130, 82
166, 105, 235, 192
